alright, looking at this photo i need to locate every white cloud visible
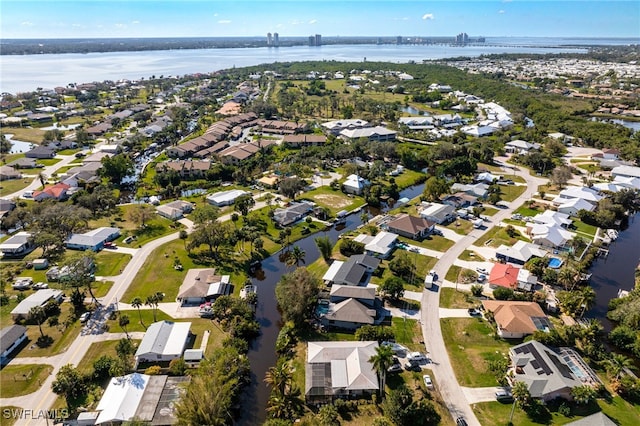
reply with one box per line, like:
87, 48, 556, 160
131, 20, 140, 25
394, 17, 409, 21
213, 13, 218, 17
422, 13, 434, 20
309, 19, 317, 24
498, 9, 505, 14
290, 19, 303, 25
218, 20, 231, 24
21, 21, 34, 26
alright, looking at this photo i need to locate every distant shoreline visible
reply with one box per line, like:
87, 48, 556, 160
1, 35, 637, 56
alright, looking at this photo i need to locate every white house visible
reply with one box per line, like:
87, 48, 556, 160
531, 210, 572, 228
419, 202, 456, 224
11, 289, 64, 320
554, 186, 603, 205
206, 189, 250, 207
134, 321, 191, 366
343, 174, 370, 195
339, 126, 397, 142
528, 224, 573, 248
612, 165, 640, 180
353, 231, 398, 259
0, 325, 27, 364
505, 139, 541, 154
557, 198, 595, 217
156, 200, 194, 220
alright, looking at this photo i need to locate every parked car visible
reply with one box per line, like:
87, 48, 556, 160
468, 308, 482, 316
407, 352, 427, 363
79, 312, 91, 323
387, 363, 403, 373
423, 374, 434, 389
409, 247, 420, 253
33, 282, 49, 290
404, 360, 421, 372
476, 267, 488, 275
477, 274, 487, 283
495, 390, 514, 402
104, 242, 117, 249
456, 417, 468, 426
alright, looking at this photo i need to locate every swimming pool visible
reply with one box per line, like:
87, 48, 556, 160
548, 257, 563, 269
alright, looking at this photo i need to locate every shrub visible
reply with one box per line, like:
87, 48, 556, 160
470, 284, 483, 297
493, 287, 514, 300
339, 239, 365, 257
144, 365, 162, 375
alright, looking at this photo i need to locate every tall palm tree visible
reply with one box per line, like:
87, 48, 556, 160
578, 287, 596, 318
264, 359, 293, 397
509, 380, 531, 423
131, 297, 144, 325
558, 267, 578, 291
285, 245, 306, 268
606, 353, 635, 380
29, 306, 46, 338
119, 314, 130, 339
369, 344, 394, 400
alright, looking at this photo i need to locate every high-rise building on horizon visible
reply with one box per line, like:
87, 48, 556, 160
267, 32, 272, 46
315, 34, 322, 46
455, 32, 469, 44
273, 32, 279, 47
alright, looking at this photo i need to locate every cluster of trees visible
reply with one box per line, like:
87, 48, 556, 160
578, 189, 637, 229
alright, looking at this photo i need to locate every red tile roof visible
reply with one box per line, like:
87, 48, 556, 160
488, 263, 520, 289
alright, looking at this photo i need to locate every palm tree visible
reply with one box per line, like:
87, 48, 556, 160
119, 314, 130, 339
264, 359, 293, 397
558, 267, 578, 291
578, 287, 596, 318
145, 292, 164, 322
285, 245, 306, 268
369, 344, 394, 400
29, 306, 46, 338
606, 353, 635, 380
131, 297, 144, 326
510, 380, 531, 423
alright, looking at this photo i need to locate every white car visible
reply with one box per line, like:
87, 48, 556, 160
476, 267, 488, 275
79, 312, 91, 323
423, 374, 434, 389
407, 352, 426, 362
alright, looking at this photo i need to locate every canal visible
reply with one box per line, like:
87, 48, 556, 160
586, 213, 640, 330
239, 182, 425, 425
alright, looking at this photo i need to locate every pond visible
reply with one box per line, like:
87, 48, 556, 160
399, 105, 428, 115
4, 134, 35, 154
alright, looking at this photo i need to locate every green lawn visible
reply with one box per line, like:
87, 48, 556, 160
446, 219, 475, 235
439, 288, 476, 309
441, 318, 517, 387
94, 252, 132, 277
499, 184, 527, 202
3, 127, 46, 143
15, 304, 83, 358
0, 407, 20, 426
459, 249, 484, 261
107, 309, 174, 333
75, 339, 141, 375
475, 225, 529, 248
0, 178, 33, 196
0, 364, 54, 397
572, 219, 598, 239
36, 158, 61, 167
514, 204, 543, 217
370, 252, 437, 291
391, 317, 422, 351
483, 207, 500, 216
398, 235, 454, 252
445, 265, 461, 282
299, 186, 366, 216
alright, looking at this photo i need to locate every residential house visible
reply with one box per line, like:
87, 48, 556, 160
176, 269, 232, 305
475, 172, 501, 184
305, 341, 379, 403
556, 198, 595, 217
419, 202, 456, 224
505, 140, 541, 154
398, 116, 434, 131
553, 186, 602, 206
86, 122, 113, 136
320, 298, 377, 330
611, 165, 640, 180
66, 227, 120, 251
0, 232, 35, 258
528, 224, 573, 249
25, 145, 55, 159
343, 174, 370, 195
33, 182, 71, 202
531, 210, 573, 228
441, 192, 478, 209
509, 341, 599, 402
0, 325, 28, 365
11, 289, 64, 320
282, 134, 327, 148
481, 300, 552, 338
0, 166, 21, 181
156, 161, 211, 179
329, 285, 376, 307
273, 201, 314, 227
321, 119, 369, 136
323, 254, 380, 287
386, 214, 434, 240
591, 148, 620, 161
156, 200, 194, 220
256, 119, 307, 135
565, 412, 616, 426
353, 231, 398, 259
450, 182, 489, 199
6, 158, 37, 169
495, 241, 547, 265
135, 321, 192, 366
0, 198, 16, 220
489, 263, 538, 291
206, 189, 250, 207
339, 126, 397, 142
93, 373, 188, 425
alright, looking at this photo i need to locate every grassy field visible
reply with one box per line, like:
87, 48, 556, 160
445, 265, 462, 282
483, 207, 500, 216
499, 184, 527, 202
397, 235, 455, 252
15, 304, 83, 358
0, 364, 54, 397
300, 186, 366, 216
572, 219, 598, 239
0, 178, 33, 196
439, 288, 476, 309
446, 219, 475, 235
475, 225, 529, 248
94, 252, 132, 277
36, 158, 61, 167
391, 317, 422, 351
0, 407, 20, 426
441, 318, 517, 387
106, 309, 173, 333
459, 249, 484, 261
4, 128, 46, 143
369, 251, 437, 292
75, 339, 141, 375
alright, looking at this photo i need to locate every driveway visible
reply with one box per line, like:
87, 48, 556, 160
461, 386, 505, 404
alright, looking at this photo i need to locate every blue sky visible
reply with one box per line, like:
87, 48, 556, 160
2, 1, 639, 39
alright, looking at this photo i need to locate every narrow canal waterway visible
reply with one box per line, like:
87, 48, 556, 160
239, 183, 425, 425
586, 213, 640, 330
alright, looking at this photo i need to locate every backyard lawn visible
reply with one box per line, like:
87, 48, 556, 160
441, 318, 517, 387
475, 225, 529, 248
439, 288, 476, 309
300, 186, 366, 216
15, 304, 83, 358
398, 235, 455, 252
94, 252, 131, 277
0, 364, 53, 397
0, 178, 33, 196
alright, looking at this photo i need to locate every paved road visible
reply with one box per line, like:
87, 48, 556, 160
420, 164, 546, 425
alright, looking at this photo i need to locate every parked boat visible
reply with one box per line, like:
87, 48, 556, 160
606, 229, 619, 240
240, 284, 257, 300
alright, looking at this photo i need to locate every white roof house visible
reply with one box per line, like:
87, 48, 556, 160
496, 240, 547, 265
135, 321, 191, 364
554, 186, 603, 205
557, 198, 595, 216
321, 119, 369, 135
66, 227, 120, 251
529, 224, 573, 248
419, 202, 456, 224
305, 341, 379, 402
339, 126, 397, 142
322, 261, 345, 283
11, 289, 64, 319
612, 165, 640, 179
532, 210, 572, 227
505, 139, 541, 153
343, 174, 370, 195
95, 373, 150, 424
354, 231, 398, 259
613, 175, 640, 190
0, 232, 34, 258
206, 189, 250, 207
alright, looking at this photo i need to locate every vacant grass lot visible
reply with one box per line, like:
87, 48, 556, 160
75, 339, 141, 375
300, 186, 366, 216
441, 318, 517, 387
369, 252, 437, 292
398, 235, 455, 252
0, 178, 33, 196
4, 128, 46, 143
391, 317, 422, 351
94, 252, 131, 277
440, 288, 476, 309
475, 225, 529, 248
446, 219, 475, 235
0, 364, 54, 397
499, 184, 527, 202
15, 304, 83, 358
